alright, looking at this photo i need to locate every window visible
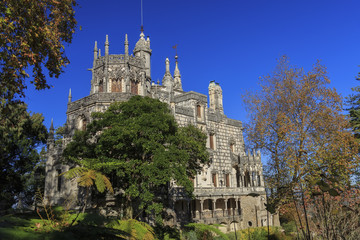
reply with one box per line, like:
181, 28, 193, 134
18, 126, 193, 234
230, 143, 234, 152
197, 105, 201, 118
212, 173, 217, 187
225, 174, 230, 187
131, 81, 138, 94
82, 118, 87, 131
111, 79, 122, 92
209, 134, 214, 149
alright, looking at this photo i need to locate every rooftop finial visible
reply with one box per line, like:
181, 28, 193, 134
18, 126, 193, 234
93, 41, 98, 66
124, 34, 129, 56
165, 58, 170, 73
105, 35, 109, 56
68, 88, 72, 103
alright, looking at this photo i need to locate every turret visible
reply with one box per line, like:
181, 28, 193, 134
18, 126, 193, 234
133, 27, 152, 78
173, 55, 183, 91
208, 81, 224, 114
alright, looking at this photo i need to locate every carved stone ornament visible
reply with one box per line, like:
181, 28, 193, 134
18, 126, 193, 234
95, 69, 104, 83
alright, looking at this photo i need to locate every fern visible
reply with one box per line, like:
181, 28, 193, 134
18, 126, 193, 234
61, 167, 113, 194
108, 219, 156, 240
185, 223, 229, 240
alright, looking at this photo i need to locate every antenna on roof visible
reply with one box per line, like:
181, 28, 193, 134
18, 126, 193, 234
140, 0, 144, 32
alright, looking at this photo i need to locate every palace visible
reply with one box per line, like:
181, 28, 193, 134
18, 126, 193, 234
44, 28, 279, 231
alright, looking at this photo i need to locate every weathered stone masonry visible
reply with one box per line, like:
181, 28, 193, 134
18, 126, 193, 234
44, 29, 279, 231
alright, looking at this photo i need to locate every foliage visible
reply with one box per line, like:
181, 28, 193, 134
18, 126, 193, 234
61, 167, 113, 194
242, 56, 360, 239
305, 185, 359, 239
0, 102, 47, 211
226, 226, 290, 240
0, 0, 77, 105
184, 223, 229, 240
0, 212, 127, 239
61, 167, 113, 223
63, 96, 209, 222
346, 71, 360, 140
108, 219, 155, 240
153, 224, 181, 240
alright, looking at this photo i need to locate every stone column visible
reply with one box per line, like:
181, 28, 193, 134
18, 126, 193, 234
235, 198, 240, 215
200, 200, 204, 219
212, 199, 216, 218
224, 199, 228, 217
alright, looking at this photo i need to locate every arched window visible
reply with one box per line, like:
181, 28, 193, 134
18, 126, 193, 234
212, 173, 217, 187
78, 116, 87, 131
230, 143, 234, 152
197, 104, 201, 118
209, 134, 215, 149
111, 79, 122, 92
225, 173, 230, 187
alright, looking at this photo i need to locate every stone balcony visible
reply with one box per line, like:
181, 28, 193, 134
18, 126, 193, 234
193, 186, 266, 198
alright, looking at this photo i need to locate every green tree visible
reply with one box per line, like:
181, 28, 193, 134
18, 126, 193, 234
242, 56, 359, 239
347, 71, 360, 140
0, 0, 77, 105
0, 102, 47, 210
63, 96, 209, 222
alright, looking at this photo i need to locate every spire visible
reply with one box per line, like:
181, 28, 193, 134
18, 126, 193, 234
93, 41, 98, 66
105, 35, 109, 56
98, 49, 101, 57
68, 88, 72, 103
173, 55, 183, 91
124, 34, 129, 56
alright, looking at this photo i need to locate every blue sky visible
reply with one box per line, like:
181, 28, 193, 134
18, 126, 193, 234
25, 0, 360, 132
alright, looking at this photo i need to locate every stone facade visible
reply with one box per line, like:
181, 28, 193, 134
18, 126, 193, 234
44, 29, 279, 231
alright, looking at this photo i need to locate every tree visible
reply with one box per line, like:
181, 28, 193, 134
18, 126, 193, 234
0, 0, 77, 105
347, 71, 360, 139
63, 96, 209, 222
0, 102, 47, 210
242, 56, 359, 239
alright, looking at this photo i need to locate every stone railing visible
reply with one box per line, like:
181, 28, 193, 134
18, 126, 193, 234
193, 186, 265, 197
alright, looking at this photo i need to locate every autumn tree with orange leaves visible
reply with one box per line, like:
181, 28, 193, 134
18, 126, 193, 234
0, 0, 77, 106
242, 56, 360, 239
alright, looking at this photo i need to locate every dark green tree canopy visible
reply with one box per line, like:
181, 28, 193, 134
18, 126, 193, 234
0, 102, 47, 210
64, 96, 209, 220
